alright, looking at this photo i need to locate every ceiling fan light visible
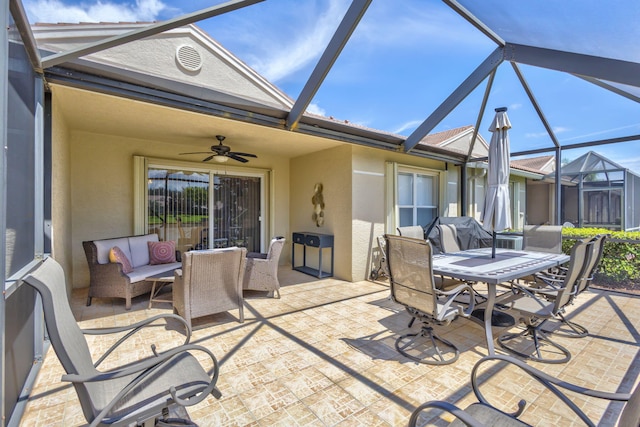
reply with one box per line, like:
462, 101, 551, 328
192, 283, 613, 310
213, 155, 228, 163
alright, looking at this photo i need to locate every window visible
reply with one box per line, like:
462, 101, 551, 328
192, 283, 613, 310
397, 170, 439, 227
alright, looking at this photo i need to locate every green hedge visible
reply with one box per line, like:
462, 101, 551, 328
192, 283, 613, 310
561, 227, 640, 286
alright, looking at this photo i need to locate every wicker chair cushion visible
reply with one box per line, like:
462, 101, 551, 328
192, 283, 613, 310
148, 241, 177, 265
108, 246, 133, 273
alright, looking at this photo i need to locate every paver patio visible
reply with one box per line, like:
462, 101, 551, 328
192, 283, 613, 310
20, 268, 640, 426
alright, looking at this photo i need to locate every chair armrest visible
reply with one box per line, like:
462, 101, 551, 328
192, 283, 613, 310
82, 314, 191, 368
470, 355, 632, 425
63, 343, 222, 427
408, 401, 485, 427
436, 283, 476, 319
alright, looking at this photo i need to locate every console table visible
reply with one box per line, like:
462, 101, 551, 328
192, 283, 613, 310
292, 232, 334, 278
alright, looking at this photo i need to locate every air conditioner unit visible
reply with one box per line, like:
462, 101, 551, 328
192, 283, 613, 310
495, 235, 523, 250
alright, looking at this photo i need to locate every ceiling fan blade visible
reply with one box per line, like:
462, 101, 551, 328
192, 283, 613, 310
180, 151, 214, 155
203, 155, 215, 162
227, 154, 249, 163
229, 152, 257, 158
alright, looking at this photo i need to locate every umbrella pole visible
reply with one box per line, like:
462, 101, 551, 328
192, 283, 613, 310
492, 232, 496, 258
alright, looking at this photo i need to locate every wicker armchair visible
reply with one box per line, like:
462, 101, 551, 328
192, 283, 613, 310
243, 237, 285, 298
173, 248, 247, 329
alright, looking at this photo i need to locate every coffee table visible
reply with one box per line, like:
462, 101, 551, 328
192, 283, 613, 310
147, 269, 178, 309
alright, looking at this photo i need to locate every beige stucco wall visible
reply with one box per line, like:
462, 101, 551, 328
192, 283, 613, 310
61, 129, 290, 289
350, 146, 448, 281
34, 25, 289, 109
351, 149, 386, 282
289, 145, 353, 280
50, 95, 74, 296
526, 182, 553, 225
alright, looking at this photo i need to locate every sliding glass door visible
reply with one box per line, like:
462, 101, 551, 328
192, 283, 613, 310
144, 161, 266, 253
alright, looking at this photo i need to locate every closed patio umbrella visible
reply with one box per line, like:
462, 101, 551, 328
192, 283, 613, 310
481, 107, 512, 258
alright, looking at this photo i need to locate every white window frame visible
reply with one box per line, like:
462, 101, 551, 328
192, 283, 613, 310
385, 162, 445, 232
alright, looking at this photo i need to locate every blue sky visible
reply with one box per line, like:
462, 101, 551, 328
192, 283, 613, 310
23, 0, 640, 172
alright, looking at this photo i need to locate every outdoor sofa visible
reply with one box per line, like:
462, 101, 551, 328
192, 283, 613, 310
83, 233, 181, 309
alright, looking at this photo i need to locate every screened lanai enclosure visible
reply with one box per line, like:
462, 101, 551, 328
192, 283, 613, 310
558, 151, 640, 231
3, 0, 640, 425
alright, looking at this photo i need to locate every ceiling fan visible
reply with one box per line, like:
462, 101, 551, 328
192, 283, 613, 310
179, 135, 257, 163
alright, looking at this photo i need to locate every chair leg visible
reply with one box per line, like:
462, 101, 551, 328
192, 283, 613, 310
498, 321, 571, 364
86, 296, 92, 306
549, 312, 589, 338
395, 324, 459, 365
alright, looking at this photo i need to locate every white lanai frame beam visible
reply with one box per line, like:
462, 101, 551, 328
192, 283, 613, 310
40, 0, 264, 69
577, 76, 640, 104
510, 62, 560, 148
286, 0, 372, 131
404, 47, 504, 152
503, 43, 640, 89
442, 0, 505, 46
467, 69, 495, 160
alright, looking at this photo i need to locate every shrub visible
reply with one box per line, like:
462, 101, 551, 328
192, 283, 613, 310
561, 227, 640, 287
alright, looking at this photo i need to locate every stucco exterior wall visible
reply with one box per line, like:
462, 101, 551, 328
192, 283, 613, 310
50, 95, 74, 296
65, 130, 289, 289
350, 146, 447, 281
351, 150, 386, 282
290, 145, 353, 280
527, 182, 553, 225
34, 25, 289, 109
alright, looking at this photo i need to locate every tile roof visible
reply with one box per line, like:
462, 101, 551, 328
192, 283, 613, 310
419, 125, 473, 147
510, 155, 555, 174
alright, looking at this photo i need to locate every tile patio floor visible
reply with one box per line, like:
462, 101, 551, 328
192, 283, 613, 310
20, 268, 640, 426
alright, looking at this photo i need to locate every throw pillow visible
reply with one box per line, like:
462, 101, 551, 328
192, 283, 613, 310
109, 246, 133, 273
148, 240, 176, 265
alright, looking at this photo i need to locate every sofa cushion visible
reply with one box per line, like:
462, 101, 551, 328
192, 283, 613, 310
94, 238, 131, 265
149, 240, 177, 264
109, 246, 133, 273
129, 234, 159, 268
126, 262, 182, 283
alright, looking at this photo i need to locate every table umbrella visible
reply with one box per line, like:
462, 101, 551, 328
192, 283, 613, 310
480, 107, 512, 258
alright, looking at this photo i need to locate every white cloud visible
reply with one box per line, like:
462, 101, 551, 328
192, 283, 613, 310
24, 0, 167, 23
393, 120, 422, 135
559, 123, 640, 143
525, 126, 571, 139
245, 0, 346, 82
306, 103, 326, 116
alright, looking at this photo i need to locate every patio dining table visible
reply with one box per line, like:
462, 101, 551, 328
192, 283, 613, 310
431, 247, 570, 355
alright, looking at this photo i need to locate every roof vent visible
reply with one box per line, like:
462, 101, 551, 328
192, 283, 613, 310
176, 45, 202, 72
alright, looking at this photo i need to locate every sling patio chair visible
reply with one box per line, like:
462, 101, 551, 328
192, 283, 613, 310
397, 225, 425, 239
436, 223, 462, 253
22, 257, 221, 427
408, 354, 640, 427
522, 224, 563, 254
526, 233, 609, 338
498, 239, 593, 363
384, 234, 475, 365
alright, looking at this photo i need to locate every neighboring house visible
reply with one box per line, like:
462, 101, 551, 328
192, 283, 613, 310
511, 155, 557, 227
510, 152, 640, 231
552, 152, 640, 231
